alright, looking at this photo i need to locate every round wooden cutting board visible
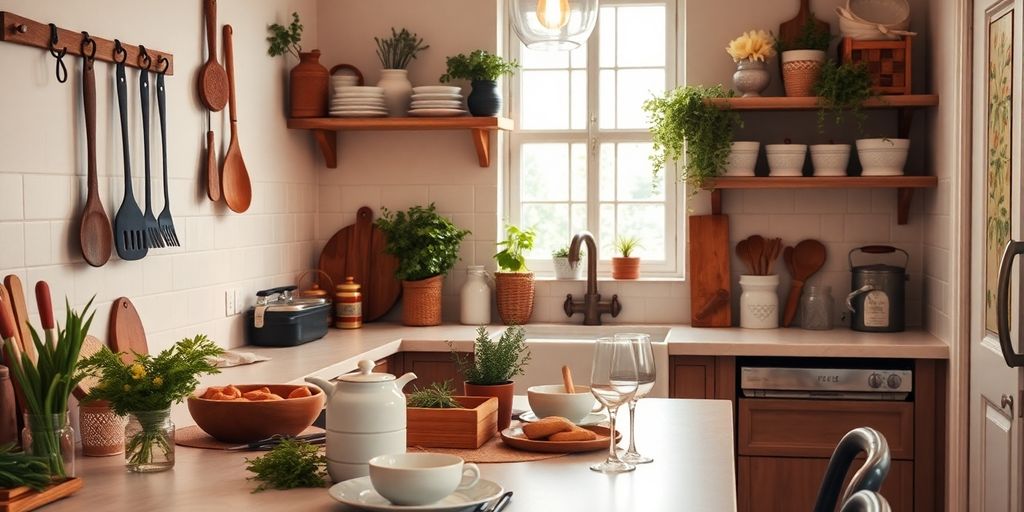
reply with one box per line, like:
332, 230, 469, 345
318, 207, 401, 322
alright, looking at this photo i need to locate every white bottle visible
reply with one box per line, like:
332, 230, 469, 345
461, 265, 492, 325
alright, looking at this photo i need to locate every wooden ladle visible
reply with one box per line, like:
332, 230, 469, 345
782, 239, 827, 327
197, 0, 228, 112
79, 54, 112, 267
221, 25, 252, 214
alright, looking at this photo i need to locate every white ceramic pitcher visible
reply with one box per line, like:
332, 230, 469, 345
307, 360, 417, 482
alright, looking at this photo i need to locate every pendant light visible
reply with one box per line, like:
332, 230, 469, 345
510, 0, 599, 51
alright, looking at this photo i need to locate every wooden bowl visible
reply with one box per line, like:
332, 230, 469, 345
187, 384, 325, 443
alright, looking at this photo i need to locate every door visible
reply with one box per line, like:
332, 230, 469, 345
969, 0, 1024, 509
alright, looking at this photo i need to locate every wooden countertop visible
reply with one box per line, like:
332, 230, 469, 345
48, 398, 737, 512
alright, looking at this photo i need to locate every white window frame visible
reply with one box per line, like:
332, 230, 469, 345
505, 0, 684, 277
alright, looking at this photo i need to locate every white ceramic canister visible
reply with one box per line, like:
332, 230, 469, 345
377, 69, 413, 116
723, 141, 760, 177
765, 144, 808, 177
739, 274, 780, 329
461, 265, 492, 324
809, 144, 852, 176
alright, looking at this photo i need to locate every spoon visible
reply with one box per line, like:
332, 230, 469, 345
221, 25, 252, 213
79, 52, 112, 267
197, 0, 229, 111
747, 235, 766, 275
782, 240, 827, 327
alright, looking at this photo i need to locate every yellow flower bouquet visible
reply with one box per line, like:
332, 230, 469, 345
726, 30, 776, 62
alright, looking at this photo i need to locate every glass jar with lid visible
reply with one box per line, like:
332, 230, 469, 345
800, 285, 834, 330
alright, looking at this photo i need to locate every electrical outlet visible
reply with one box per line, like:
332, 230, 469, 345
234, 289, 243, 315
224, 289, 236, 317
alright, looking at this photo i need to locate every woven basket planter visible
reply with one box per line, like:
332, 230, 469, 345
402, 275, 444, 326
781, 50, 826, 97
495, 272, 535, 325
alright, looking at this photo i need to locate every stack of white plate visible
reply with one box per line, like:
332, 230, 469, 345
332, 74, 360, 89
331, 86, 386, 117
409, 86, 466, 117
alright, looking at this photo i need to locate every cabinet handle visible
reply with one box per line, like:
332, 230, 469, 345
1001, 394, 1014, 416
996, 241, 1024, 367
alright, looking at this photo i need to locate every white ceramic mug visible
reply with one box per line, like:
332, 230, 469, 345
527, 384, 605, 423
368, 453, 480, 506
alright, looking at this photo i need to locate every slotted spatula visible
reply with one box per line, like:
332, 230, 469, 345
156, 68, 180, 246
113, 59, 148, 261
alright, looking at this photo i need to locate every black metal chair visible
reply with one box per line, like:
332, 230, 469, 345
840, 490, 892, 512
812, 427, 891, 512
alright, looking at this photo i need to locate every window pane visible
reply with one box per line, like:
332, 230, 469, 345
523, 203, 569, 259
616, 69, 664, 129
521, 44, 568, 69
599, 7, 616, 68
570, 45, 587, 69
571, 203, 588, 235
521, 144, 569, 201
599, 143, 615, 201
617, 143, 663, 201
571, 70, 587, 129
522, 70, 570, 129
571, 143, 588, 201
599, 203, 616, 259
599, 69, 616, 129
616, 6, 665, 67
617, 203, 665, 260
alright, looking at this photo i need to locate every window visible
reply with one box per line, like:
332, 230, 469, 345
508, 0, 680, 275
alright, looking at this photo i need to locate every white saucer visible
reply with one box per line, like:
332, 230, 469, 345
412, 93, 463, 101
331, 111, 389, 118
329, 476, 504, 512
408, 108, 467, 117
518, 410, 608, 425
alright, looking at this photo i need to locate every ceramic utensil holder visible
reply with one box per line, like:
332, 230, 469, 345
739, 274, 779, 329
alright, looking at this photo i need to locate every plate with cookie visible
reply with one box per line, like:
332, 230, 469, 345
500, 416, 620, 453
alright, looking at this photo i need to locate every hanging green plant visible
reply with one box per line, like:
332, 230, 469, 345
813, 61, 875, 133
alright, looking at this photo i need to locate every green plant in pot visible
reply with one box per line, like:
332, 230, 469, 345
267, 12, 327, 118
642, 84, 741, 192
611, 236, 642, 279
776, 16, 832, 97
451, 326, 531, 431
494, 224, 537, 325
552, 246, 583, 280
374, 27, 430, 116
376, 204, 471, 326
440, 50, 520, 117
813, 60, 874, 133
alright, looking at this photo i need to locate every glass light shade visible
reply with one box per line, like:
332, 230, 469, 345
510, 0, 599, 51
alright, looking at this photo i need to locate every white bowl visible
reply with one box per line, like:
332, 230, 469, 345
856, 138, 909, 176
723, 141, 759, 177
810, 144, 852, 176
765, 144, 807, 176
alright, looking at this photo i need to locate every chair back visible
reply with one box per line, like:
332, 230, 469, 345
812, 427, 891, 512
840, 490, 892, 512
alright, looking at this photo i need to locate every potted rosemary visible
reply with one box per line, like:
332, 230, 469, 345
79, 335, 223, 473
611, 236, 642, 279
267, 12, 327, 118
494, 224, 537, 325
451, 326, 531, 431
374, 27, 430, 116
439, 50, 519, 116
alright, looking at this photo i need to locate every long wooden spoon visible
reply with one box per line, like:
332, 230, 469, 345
221, 25, 252, 214
197, 0, 228, 112
79, 52, 112, 267
782, 239, 827, 327
747, 235, 766, 275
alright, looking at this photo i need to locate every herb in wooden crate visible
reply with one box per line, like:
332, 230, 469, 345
407, 380, 461, 409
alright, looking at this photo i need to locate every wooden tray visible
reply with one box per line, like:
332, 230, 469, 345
499, 425, 619, 453
0, 477, 83, 512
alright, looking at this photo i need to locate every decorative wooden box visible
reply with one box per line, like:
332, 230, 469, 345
841, 36, 912, 95
0, 477, 82, 512
407, 396, 498, 449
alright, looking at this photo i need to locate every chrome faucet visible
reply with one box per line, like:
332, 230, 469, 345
563, 231, 621, 325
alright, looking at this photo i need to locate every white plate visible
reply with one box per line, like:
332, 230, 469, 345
412, 93, 463, 101
334, 92, 385, 99
411, 101, 464, 108
413, 86, 461, 94
329, 476, 504, 512
332, 100, 386, 107
330, 111, 389, 118
408, 108, 468, 117
518, 410, 608, 426
336, 86, 383, 92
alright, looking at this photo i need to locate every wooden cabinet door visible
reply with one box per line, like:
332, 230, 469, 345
737, 456, 913, 512
397, 352, 468, 393
669, 356, 715, 399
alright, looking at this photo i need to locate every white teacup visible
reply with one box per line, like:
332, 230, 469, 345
527, 384, 604, 423
368, 453, 480, 506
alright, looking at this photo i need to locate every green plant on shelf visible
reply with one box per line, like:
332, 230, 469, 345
494, 224, 536, 272
440, 50, 519, 82
266, 12, 303, 59
813, 60, 875, 133
375, 28, 430, 70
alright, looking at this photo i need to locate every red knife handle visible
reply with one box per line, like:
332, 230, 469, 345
35, 281, 54, 330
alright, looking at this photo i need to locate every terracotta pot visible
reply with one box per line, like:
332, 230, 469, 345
79, 400, 127, 457
611, 257, 640, 279
464, 381, 515, 431
402, 275, 444, 326
290, 50, 329, 118
494, 272, 534, 325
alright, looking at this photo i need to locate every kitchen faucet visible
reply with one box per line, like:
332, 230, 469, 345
564, 231, 621, 325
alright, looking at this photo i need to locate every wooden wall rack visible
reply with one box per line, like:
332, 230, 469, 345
0, 11, 174, 74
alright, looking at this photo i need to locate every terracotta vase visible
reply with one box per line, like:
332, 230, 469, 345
494, 272, 535, 325
611, 257, 640, 279
290, 50, 329, 118
402, 275, 444, 326
464, 381, 515, 431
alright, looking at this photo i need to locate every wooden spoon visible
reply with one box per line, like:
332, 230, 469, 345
220, 25, 252, 214
747, 235, 766, 275
784, 246, 795, 276
735, 239, 754, 275
561, 365, 576, 394
197, 0, 229, 112
79, 54, 112, 267
782, 240, 827, 327
110, 297, 149, 363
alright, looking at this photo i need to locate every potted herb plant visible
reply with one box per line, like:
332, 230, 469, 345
726, 30, 776, 97
552, 246, 583, 280
439, 50, 520, 116
776, 16, 832, 97
267, 12, 327, 118
494, 224, 536, 325
642, 85, 741, 191
374, 28, 430, 116
376, 203, 471, 326
612, 236, 642, 280
451, 326, 531, 431
406, 380, 498, 449
79, 335, 223, 473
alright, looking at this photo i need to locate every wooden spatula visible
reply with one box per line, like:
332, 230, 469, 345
0, 290, 27, 417
782, 239, 827, 327
110, 297, 148, 363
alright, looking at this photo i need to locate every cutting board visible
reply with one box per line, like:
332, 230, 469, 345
110, 297, 148, 363
319, 207, 401, 322
688, 214, 732, 327
777, 0, 830, 49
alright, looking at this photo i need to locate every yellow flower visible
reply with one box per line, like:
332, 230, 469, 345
152, 376, 164, 388
726, 30, 776, 62
131, 363, 147, 380
123, 384, 131, 392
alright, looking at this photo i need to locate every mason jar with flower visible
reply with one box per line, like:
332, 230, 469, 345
79, 335, 223, 473
726, 30, 776, 97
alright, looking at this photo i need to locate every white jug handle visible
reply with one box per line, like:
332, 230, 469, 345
458, 463, 481, 490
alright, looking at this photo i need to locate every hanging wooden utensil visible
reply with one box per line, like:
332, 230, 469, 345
220, 25, 252, 214
197, 0, 228, 111
110, 297, 148, 363
782, 239, 827, 327
79, 49, 112, 267
319, 207, 401, 322
206, 112, 220, 202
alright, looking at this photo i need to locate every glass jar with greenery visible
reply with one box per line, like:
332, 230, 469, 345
440, 50, 520, 116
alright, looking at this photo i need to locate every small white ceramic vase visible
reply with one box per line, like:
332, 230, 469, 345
377, 69, 413, 117
740, 274, 779, 329
552, 257, 582, 279
460, 265, 492, 324
766, 144, 808, 176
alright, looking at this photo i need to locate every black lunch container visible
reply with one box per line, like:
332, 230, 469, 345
245, 286, 332, 347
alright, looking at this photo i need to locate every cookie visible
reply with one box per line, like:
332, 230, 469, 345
522, 417, 574, 439
549, 428, 598, 442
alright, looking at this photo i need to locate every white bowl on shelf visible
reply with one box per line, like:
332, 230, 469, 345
856, 138, 910, 176
723, 141, 760, 177
766, 144, 807, 177
810, 144, 852, 176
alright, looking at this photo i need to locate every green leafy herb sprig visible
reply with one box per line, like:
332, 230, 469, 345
375, 28, 430, 69
551, 246, 583, 258
407, 380, 461, 409
440, 50, 519, 82
245, 439, 327, 493
451, 326, 531, 386
494, 224, 536, 272
0, 444, 52, 491
267, 12, 303, 59
375, 204, 471, 282
813, 61, 875, 133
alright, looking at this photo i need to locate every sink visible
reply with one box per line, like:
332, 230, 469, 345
522, 325, 670, 343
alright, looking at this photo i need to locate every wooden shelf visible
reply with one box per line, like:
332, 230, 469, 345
287, 116, 514, 168
706, 175, 938, 225
705, 94, 939, 111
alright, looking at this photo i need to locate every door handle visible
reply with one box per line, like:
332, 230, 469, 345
1001, 394, 1014, 416
996, 240, 1024, 367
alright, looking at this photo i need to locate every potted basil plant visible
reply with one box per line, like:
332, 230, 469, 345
451, 326, 531, 431
440, 50, 519, 116
775, 16, 832, 97
494, 224, 536, 325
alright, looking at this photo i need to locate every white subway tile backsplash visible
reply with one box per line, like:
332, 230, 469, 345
0, 174, 24, 220
0, 222, 26, 270
843, 214, 892, 242
23, 174, 74, 220
475, 186, 498, 213
23, 222, 51, 266
845, 189, 874, 213
794, 189, 848, 213
742, 189, 795, 214
381, 186, 429, 211
429, 185, 475, 213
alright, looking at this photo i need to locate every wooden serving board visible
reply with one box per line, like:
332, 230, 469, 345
777, 0, 830, 49
0, 477, 83, 512
109, 298, 148, 363
688, 214, 732, 327
318, 207, 401, 322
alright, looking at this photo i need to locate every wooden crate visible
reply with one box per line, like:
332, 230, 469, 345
841, 36, 912, 95
0, 477, 83, 512
407, 396, 498, 449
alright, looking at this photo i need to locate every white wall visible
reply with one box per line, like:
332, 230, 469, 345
0, 0, 320, 351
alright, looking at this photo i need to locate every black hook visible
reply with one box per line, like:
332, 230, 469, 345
47, 23, 68, 83
156, 55, 170, 74
80, 31, 96, 60
138, 45, 152, 70
113, 39, 127, 64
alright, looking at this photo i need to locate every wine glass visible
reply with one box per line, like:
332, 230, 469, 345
615, 333, 655, 464
589, 336, 638, 473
